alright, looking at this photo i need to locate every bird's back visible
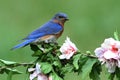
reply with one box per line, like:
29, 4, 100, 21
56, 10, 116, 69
25, 21, 63, 40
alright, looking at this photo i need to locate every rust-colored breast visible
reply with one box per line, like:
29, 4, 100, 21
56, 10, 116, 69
55, 29, 64, 39
53, 20, 64, 39
40, 29, 63, 41
40, 35, 55, 40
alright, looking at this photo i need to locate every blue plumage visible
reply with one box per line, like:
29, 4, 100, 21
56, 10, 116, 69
25, 21, 63, 39
11, 39, 35, 50
12, 12, 68, 50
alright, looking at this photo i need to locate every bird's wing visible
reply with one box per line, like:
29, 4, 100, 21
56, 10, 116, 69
24, 21, 63, 39
11, 39, 35, 50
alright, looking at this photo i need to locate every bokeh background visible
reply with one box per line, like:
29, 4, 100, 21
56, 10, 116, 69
0, 0, 120, 80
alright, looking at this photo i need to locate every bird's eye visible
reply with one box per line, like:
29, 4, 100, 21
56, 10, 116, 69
58, 16, 64, 18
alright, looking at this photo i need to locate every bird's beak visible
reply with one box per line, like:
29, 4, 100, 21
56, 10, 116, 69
65, 18, 69, 21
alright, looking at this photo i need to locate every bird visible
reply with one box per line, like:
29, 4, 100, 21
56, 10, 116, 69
12, 12, 69, 50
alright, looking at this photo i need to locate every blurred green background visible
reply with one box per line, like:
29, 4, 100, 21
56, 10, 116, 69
0, 0, 120, 80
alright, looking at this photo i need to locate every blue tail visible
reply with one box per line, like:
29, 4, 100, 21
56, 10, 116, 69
11, 39, 35, 50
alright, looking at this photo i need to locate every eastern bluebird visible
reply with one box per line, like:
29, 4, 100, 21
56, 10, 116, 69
12, 12, 69, 50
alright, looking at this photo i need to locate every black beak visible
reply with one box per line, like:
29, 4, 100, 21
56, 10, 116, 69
65, 18, 69, 21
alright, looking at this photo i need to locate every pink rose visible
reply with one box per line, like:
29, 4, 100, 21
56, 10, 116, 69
28, 63, 48, 80
94, 38, 120, 73
59, 37, 78, 59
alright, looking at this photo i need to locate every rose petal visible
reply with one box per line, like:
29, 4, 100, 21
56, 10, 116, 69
37, 74, 48, 80
30, 71, 38, 80
94, 48, 105, 58
105, 61, 116, 73
36, 63, 41, 74
29, 63, 42, 80
104, 51, 118, 59
59, 55, 66, 59
117, 60, 120, 67
66, 52, 74, 59
28, 68, 35, 72
59, 37, 78, 59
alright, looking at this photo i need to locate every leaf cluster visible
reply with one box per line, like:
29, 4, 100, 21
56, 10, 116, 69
30, 43, 102, 80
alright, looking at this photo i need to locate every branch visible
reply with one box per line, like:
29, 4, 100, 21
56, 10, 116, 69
0, 62, 34, 71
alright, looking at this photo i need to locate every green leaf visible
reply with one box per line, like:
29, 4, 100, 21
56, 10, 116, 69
44, 48, 53, 53
61, 64, 74, 74
115, 67, 120, 80
75, 55, 88, 74
53, 61, 61, 67
7, 71, 12, 80
5, 68, 22, 74
32, 50, 43, 57
5, 68, 22, 80
50, 72, 63, 80
82, 58, 97, 80
73, 54, 81, 70
0, 67, 5, 74
0, 59, 18, 65
40, 62, 52, 74
46, 52, 54, 61
114, 31, 119, 41
109, 73, 115, 80
89, 61, 102, 80
79, 55, 88, 65
86, 51, 91, 54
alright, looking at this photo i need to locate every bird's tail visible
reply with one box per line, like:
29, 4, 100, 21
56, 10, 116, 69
11, 39, 35, 50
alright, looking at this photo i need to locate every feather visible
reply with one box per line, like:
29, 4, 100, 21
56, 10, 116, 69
11, 39, 35, 50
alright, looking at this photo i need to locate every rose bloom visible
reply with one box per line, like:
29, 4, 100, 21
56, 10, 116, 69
94, 38, 120, 73
59, 37, 78, 59
28, 63, 49, 80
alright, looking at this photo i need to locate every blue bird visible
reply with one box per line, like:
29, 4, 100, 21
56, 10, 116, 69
12, 12, 69, 50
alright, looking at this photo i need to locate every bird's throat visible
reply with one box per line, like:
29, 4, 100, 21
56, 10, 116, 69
53, 19, 64, 27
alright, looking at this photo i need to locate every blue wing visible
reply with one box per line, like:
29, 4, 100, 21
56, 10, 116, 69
24, 21, 63, 39
11, 39, 35, 50
12, 21, 63, 50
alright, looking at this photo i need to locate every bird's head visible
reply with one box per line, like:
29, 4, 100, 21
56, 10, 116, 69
52, 12, 69, 26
